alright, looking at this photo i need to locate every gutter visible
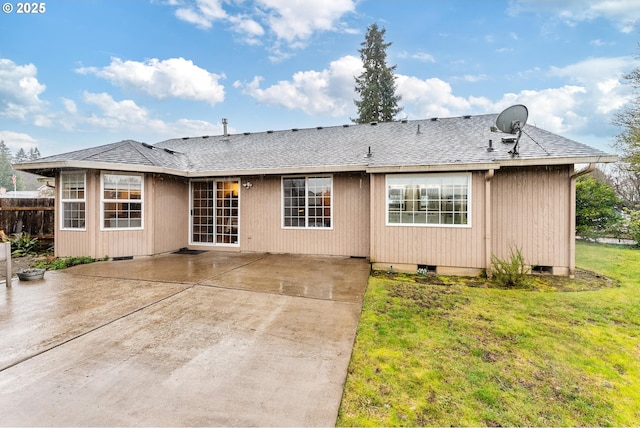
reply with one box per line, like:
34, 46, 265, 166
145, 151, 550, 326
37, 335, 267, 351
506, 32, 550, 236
570, 162, 597, 179
485, 169, 495, 278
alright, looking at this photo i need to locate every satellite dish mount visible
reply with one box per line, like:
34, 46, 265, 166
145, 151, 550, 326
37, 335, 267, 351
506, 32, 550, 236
495, 104, 528, 157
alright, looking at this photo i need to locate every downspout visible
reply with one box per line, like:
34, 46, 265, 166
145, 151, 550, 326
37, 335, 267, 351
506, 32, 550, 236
569, 163, 596, 278
485, 169, 495, 278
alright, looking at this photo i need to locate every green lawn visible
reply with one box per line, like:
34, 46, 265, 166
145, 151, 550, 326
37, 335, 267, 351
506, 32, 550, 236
337, 241, 640, 426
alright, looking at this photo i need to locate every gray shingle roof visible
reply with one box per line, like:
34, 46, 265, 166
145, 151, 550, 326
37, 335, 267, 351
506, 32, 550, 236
15, 114, 616, 176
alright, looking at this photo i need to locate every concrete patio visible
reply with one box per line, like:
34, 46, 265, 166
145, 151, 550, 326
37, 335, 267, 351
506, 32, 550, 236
0, 251, 370, 426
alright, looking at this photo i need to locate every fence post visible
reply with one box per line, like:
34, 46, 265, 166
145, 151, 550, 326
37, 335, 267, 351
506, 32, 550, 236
1, 241, 11, 287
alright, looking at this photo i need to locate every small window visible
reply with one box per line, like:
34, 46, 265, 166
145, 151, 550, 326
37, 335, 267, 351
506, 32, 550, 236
102, 173, 143, 229
387, 173, 471, 227
61, 172, 86, 230
282, 176, 332, 228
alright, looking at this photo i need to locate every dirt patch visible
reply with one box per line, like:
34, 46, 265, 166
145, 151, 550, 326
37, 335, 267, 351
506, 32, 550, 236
529, 268, 619, 292
372, 269, 618, 292
0, 255, 41, 283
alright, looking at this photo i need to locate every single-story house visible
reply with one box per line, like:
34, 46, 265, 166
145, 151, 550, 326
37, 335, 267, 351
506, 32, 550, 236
14, 112, 617, 276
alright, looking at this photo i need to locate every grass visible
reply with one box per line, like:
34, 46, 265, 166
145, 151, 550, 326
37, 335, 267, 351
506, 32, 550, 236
337, 241, 640, 426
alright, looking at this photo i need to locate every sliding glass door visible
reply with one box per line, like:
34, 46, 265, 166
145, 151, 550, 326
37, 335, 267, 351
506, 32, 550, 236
191, 180, 239, 245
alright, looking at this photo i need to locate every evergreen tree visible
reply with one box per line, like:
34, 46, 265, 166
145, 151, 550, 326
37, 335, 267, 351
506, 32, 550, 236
0, 140, 11, 158
14, 148, 28, 163
28, 147, 41, 160
0, 140, 15, 190
353, 23, 402, 123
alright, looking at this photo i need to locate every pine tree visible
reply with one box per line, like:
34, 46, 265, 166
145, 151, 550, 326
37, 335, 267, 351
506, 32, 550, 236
0, 140, 15, 190
29, 147, 41, 160
14, 148, 28, 163
353, 23, 402, 123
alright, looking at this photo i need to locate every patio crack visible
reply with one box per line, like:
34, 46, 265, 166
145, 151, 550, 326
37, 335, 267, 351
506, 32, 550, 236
0, 286, 194, 373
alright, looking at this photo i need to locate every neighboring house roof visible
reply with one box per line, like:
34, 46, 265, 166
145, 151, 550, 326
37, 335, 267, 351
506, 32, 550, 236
13, 114, 617, 177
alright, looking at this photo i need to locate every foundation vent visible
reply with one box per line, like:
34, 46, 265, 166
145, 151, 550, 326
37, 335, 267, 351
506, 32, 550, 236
417, 264, 437, 274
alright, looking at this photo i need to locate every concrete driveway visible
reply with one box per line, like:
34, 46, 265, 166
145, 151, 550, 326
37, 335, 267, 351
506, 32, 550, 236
0, 252, 370, 426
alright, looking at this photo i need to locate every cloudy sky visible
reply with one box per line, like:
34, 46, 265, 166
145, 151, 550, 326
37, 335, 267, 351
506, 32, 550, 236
1, 0, 639, 157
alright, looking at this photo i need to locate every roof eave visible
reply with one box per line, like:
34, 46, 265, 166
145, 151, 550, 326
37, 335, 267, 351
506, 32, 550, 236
497, 154, 618, 167
13, 160, 189, 177
366, 154, 618, 173
366, 162, 498, 173
185, 164, 369, 177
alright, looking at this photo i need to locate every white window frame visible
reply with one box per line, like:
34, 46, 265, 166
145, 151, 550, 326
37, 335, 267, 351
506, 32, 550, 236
282, 175, 333, 230
385, 172, 472, 228
100, 172, 144, 230
60, 171, 86, 231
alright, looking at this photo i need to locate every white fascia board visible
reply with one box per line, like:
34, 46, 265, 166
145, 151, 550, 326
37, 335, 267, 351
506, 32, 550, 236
366, 162, 498, 173
184, 163, 369, 177
497, 155, 618, 167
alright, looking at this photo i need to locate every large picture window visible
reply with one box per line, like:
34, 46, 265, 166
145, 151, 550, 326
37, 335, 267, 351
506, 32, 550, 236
102, 173, 143, 229
60, 172, 86, 229
387, 173, 471, 226
283, 176, 332, 228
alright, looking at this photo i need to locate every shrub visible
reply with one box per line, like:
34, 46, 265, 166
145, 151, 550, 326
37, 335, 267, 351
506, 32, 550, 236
10, 233, 38, 256
490, 246, 530, 288
626, 208, 640, 246
34, 256, 99, 270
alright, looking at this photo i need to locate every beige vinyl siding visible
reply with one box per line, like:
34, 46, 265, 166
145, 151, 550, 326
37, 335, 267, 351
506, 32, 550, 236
241, 173, 370, 257
491, 165, 571, 271
370, 172, 485, 269
370, 167, 572, 273
151, 175, 189, 253
55, 171, 95, 258
56, 171, 188, 259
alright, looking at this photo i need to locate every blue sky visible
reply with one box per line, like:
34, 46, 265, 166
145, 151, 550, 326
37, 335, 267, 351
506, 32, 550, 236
1, 0, 639, 158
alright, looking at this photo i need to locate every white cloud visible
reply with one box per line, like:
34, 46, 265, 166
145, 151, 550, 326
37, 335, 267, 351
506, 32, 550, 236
174, 0, 227, 29
166, 0, 356, 50
76, 57, 225, 105
549, 56, 637, 114
62, 98, 77, 114
237, 55, 362, 116
258, 0, 355, 43
228, 15, 265, 45
83, 92, 166, 131
0, 59, 47, 120
453, 74, 488, 83
494, 86, 588, 133
398, 51, 436, 63
79, 91, 222, 139
507, 0, 640, 33
0, 130, 38, 151
396, 75, 493, 119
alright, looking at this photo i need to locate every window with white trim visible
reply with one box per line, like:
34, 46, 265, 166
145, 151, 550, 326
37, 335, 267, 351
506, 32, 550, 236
387, 173, 471, 226
61, 172, 86, 229
102, 173, 143, 229
283, 176, 332, 228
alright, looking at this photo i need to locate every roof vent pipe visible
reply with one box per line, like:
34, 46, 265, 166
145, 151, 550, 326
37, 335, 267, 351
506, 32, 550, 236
222, 118, 228, 137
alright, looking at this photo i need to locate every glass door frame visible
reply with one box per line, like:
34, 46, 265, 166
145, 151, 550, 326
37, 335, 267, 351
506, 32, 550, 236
189, 178, 240, 247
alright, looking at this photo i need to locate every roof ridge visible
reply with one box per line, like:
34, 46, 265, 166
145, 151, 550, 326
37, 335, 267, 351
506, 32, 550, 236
127, 140, 161, 165
52, 140, 130, 161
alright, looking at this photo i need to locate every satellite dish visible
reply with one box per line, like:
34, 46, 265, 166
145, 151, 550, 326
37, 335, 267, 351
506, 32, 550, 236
495, 104, 528, 157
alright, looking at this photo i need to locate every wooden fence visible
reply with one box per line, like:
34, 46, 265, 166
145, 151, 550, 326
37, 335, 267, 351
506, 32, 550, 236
0, 198, 55, 239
